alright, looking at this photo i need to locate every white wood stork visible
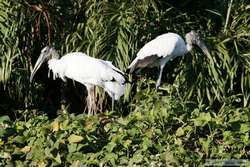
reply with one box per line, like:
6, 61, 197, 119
127, 30, 211, 89
30, 46, 126, 115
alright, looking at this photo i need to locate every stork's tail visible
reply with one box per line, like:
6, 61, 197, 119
126, 60, 138, 74
125, 59, 140, 84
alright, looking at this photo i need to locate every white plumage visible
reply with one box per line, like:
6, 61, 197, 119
48, 52, 125, 99
30, 47, 126, 114
127, 31, 210, 88
138, 33, 187, 60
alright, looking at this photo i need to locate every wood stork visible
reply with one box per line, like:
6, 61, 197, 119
127, 30, 211, 89
30, 46, 126, 115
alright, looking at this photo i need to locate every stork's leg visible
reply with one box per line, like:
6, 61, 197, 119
111, 94, 114, 112
92, 87, 97, 115
90, 87, 96, 115
156, 65, 164, 89
86, 92, 92, 116
86, 85, 95, 116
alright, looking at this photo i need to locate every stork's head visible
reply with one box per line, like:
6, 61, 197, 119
30, 46, 59, 82
185, 30, 211, 58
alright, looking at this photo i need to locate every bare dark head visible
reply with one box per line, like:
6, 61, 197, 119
185, 30, 201, 45
185, 30, 211, 58
40, 46, 59, 60
30, 46, 59, 82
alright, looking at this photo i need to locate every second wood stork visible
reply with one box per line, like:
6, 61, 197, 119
30, 46, 126, 115
127, 30, 211, 89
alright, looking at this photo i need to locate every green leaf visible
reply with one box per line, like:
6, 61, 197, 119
193, 112, 212, 127
20, 146, 31, 154
240, 123, 250, 133
13, 136, 25, 144
0, 115, 10, 123
105, 141, 116, 152
103, 153, 118, 166
124, 139, 132, 149
176, 127, 185, 137
54, 153, 61, 164
0, 129, 6, 137
68, 134, 83, 143
68, 143, 77, 153
199, 138, 210, 155
131, 153, 143, 164
142, 137, 152, 151
174, 138, 182, 145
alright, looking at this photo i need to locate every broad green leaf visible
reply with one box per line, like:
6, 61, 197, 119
54, 153, 61, 164
51, 120, 60, 132
174, 138, 182, 145
68, 143, 78, 153
240, 123, 250, 133
176, 127, 185, 137
0, 115, 10, 123
131, 153, 143, 164
105, 141, 116, 152
124, 139, 132, 149
13, 136, 25, 144
103, 153, 118, 166
142, 137, 152, 151
37, 161, 46, 167
199, 138, 210, 155
68, 134, 83, 143
20, 146, 31, 154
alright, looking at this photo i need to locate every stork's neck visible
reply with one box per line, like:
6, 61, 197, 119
48, 58, 58, 65
48, 58, 59, 80
50, 48, 60, 59
186, 43, 193, 53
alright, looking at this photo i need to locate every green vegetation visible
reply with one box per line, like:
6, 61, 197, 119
0, 90, 249, 166
0, 0, 249, 166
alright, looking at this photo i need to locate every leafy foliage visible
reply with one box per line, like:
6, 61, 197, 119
0, 91, 249, 166
1, 0, 249, 111
0, 0, 250, 165
0, 0, 29, 106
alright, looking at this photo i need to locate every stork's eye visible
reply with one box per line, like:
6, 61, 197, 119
41, 47, 50, 54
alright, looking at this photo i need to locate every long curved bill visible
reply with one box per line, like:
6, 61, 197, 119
197, 40, 212, 61
30, 53, 47, 82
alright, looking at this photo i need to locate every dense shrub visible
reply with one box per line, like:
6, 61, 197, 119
0, 0, 249, 166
